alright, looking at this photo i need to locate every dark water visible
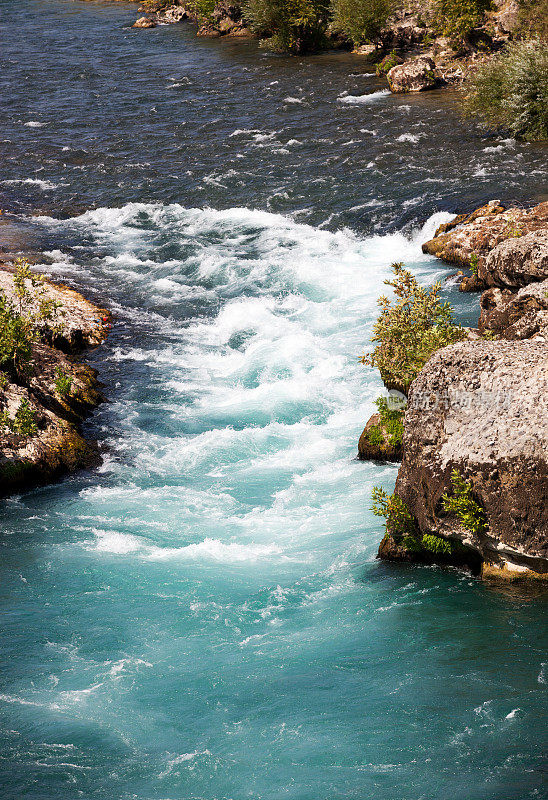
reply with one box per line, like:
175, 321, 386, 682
0, 2, 547, 799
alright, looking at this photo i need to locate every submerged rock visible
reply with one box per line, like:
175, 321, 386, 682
392, 340, 548, 575
387, 56, 437, 92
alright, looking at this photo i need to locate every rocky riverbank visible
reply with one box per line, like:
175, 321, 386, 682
0, 263, 111, 496
120, 0, 532, 93
364, 201, 548, 582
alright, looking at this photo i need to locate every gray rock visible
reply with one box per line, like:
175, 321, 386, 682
479, 278, 548, 340
387, 56, 437, 93
394, 340, 548, 572
480, 229, 548, 288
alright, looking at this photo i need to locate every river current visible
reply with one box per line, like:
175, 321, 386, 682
1, 1, 547, 798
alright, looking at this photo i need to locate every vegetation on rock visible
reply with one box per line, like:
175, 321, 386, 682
0, 259, 63, 376
463, 39, 548, 141
366, 396, 404, 447
441, 469, 488, 535
371, 486, 417, 537
362, 262, 466, 394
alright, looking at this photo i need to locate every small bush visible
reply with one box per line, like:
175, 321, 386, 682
362, 262, 466, 394
186, 0, 216, 19
0, 372, 8, 389
55, 368, 73, 399
244, 0, 330, 53
366, 424, 384, 445
375, 396, 404, 447
331, 0, 394, 47
470, 252, 479, 276
371, 486, 416, 539
375, 50, 400, 75
441, 469, 488, 535
463, 39, 548, 141
421, 533, 452, 555
0, 296, 34, 373
12, 399, 37, 437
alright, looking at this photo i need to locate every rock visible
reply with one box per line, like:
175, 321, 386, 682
459, 274, 486, 292
0, 265, 110, 496
157, 6, 189, 23
0, 266, 111, 351
479, 279, 548, 339
375, 52, 404, 75
422, 200, 548, 271
387, 56, 437, 93
197, 0, 249, 37
133, 16, 157, 28
393, 340, 548, 574
358, 413, 403, 461
354, 44, 377, 56
480, 229, 548, 288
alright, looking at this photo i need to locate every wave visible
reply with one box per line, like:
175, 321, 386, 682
338, 90, 391, 105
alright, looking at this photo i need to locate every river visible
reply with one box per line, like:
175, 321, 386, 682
0, 1, 547, 798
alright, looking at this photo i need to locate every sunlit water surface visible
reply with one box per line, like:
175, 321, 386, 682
0, 1, 547, 798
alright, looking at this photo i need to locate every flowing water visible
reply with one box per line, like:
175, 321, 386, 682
1, 1, 547, 798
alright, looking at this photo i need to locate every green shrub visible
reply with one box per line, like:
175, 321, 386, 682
0, 259, 64, 375
375, 396, 404, 446
371, 486, 416, 539
331, 0, 394, 46
463, 39, 548, 141
0, 296, 34, 373
362, 262, 466, 394
366, 424, 384, 445
470, 252, 479, 276
12, 399, 37, 437
0, 372, 8, 389
433, 0, 490, 45
55, 367, 73, 399
441, 469, 488, 535
244, 0, 331, 53
421, 532, 452, 555
186, 0, 217, 19
375, 50, 400, 75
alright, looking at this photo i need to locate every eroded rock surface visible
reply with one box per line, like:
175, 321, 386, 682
393, 340, 548, 572
479, 279, 548, 340
422, 200, 548, 274
0, 266, 111, 496
387, 56, 437, 92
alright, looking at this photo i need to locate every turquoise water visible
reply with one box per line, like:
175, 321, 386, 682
1, 1, 547, 798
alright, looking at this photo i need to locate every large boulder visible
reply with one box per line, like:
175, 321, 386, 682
391, 341, 548, 573
387, 56, 437, 92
